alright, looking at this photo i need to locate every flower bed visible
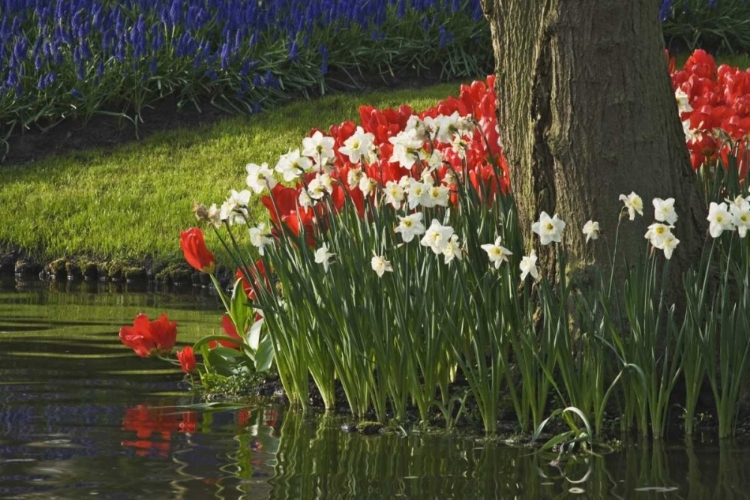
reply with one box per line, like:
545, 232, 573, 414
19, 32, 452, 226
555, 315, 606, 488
120, 50, 750, 442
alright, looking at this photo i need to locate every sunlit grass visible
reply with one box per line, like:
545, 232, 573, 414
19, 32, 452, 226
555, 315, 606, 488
0, 82, 462, 267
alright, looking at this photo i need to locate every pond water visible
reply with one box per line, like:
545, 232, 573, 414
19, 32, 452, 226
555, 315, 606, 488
1, 278, 749, 499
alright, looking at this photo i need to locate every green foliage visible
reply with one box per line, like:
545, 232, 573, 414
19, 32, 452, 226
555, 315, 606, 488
663, 0, 750, 54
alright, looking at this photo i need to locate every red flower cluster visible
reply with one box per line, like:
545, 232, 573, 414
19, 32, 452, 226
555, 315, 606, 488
260, 75, 509, 243
672, 50, 750, 177
119, 313, 177, 357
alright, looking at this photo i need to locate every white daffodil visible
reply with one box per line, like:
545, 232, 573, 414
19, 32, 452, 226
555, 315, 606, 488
220, 189, 251, 225
249, 223, 273, 256
442, 234, 463, 264
619, 192, 644, 220
645, 223, 674, 249
407, 181, 429, 209
481, 237, 512, 269
307, 173, 333, 200
731, 202, 750, 238
727, 194, 749, 209
398, 175, 416, 190
206, 203, 222, 228
432, 112, 461, 144
246, 162, 277, 194
314, 243, 335, 272
275, 149, 312, 182
347, 168, 364, 190
339, 126, 375, 164
653, 197, 678, 225
519, 251, 539, 281
405, 115, 429, 141
423, 184, 450, 208
359, 175, 377, 196
302, 130, 335, 168
383, 181, 406, 209
661, 232, 680, 260
707, 202, 734, 238
389, 128, 425, 170
420, 219, 455, 254
675, 88, 693, 114
298, 188, 313, 208
531, 211, 566, 245
371, 255, 393, 277
582, 220, 600, 243
426, 149, 443, 170
395, 212, 426, 243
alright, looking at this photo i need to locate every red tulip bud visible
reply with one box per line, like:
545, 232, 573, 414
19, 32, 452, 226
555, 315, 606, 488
180, 227, 215, 273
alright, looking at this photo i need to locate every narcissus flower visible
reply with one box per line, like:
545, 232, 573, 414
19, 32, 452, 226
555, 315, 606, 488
120, 313, 178, 357
619, 192, 644, 220
661, 233, 680, 260
531, 211, 566, 245
389, 128, 425, 169
519, 251, 538, 281
420, 220, 454, 254
395, 212, 426, 242
731, 202, 750, 237
442, 234, 463, 264
307, 173, 333, 200
582, 220, 600, 243
314, 243, 335, 272
302, 130, 335, 168
383, 181, 405, 209
246, 162, 277, 194
481, 237, 512, 268
653, 198, 678, 225
707, 202, 734, 238
339, 126, 376, 164
249, 223, 273, 256
371, 255, 393, 277
275, 149, 312, 182
423, 184, 450, 208
645, 223, 674, 249
220, 189, 251, 225
180, 228, 215, 273
177, 346, 196, 373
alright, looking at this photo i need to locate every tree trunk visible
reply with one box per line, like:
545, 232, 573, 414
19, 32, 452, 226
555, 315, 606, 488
482, 0, 705, 291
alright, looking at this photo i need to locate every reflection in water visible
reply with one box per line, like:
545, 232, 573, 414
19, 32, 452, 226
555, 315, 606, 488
1, 280, 750, 498
121, 405, 198, 456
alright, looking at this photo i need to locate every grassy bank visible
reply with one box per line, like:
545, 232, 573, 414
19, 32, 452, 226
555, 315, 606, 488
0, 82, 461, 267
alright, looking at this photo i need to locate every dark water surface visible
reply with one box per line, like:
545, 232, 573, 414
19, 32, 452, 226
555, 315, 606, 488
1, 278, 749, 499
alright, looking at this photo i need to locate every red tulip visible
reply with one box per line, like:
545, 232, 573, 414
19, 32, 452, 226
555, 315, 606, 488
119, 313, 178, 357
209, 313, 244, 349
177, 346, 196, 372
180, 227, 215, 273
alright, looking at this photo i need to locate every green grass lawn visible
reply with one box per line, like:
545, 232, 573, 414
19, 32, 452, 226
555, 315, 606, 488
0, 82, 461, 267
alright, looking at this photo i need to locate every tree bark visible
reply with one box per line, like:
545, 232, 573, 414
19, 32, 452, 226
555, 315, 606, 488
482, 0, 705, 291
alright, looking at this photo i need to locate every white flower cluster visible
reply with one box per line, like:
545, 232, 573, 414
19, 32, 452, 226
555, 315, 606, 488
707, 195, 750, 238
643, 197, 680, 259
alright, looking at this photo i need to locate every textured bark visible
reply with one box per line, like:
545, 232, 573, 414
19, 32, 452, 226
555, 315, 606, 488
483, 0, 705, 291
